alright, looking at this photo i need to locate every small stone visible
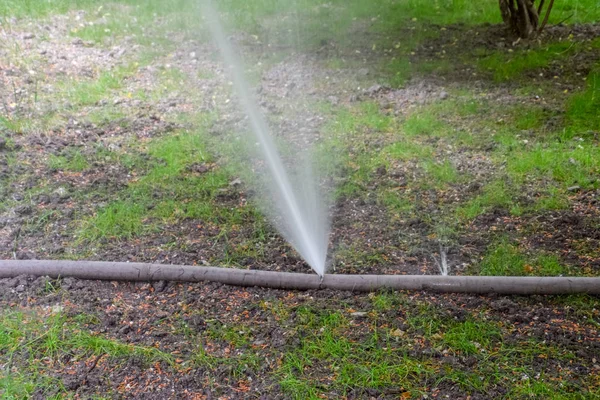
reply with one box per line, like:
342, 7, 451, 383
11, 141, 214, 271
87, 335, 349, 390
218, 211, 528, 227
6, 278, 19, 288
118, 325, 132, 334
189, 163, 209, 174
50, 305, 64, 314
15, 205, 32, 215
37, 194, 50, 204
365, 84, 383, 95
350, 311, 368, 318
189, 51, 197, 59
15, 285, 26, 293
153, 280, 168, 292
439, 91, 449, 100
63, 376, 80, 390
55, 187, 69, 198
390, 328, 405, 337
16, 251, 34, 260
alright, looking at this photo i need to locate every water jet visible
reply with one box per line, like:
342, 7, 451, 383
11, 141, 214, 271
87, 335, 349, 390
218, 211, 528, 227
202, 0, 329, 276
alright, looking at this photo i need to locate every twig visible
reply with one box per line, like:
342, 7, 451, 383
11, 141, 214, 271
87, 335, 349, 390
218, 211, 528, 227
554, 13, 574, 26
538, 0, 555, 33
537, 0, 545, 15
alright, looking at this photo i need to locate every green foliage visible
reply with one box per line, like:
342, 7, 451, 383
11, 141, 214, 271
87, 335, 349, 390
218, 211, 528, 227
565, 67, 600, 136
507, 143, 600, 189
279, 307, 433, 398
444, 320, 502, 355
403, 111, 447, 137
457, 180, 517, 220
83, 200, 146, 240
48, 150, 90, 172
0, 309, 172, 397
57, 66, 135, 107
384, 141, 434, 161
478, 42, 578, 82
478, 240, 567, 276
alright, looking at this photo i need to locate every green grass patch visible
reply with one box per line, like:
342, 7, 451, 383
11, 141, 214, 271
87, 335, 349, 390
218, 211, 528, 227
278, 306, 433, 398
444, 320, 502, 355
402, 110, 448, 137
506, 143, 600, 189
57, 65, 137, 107
422, 159, 460, 188
83, 200, 146, 240
457, 179, 518, 220
0, 308, 172, 398
379, 190, 414, 216
564, 67, 600, 137
478, 41, 579, 82
478, 239, 568, 276
79, 130, 249, 242
48, 149, 90, 172
384, 140, 434, 161
0, 0, 100, 18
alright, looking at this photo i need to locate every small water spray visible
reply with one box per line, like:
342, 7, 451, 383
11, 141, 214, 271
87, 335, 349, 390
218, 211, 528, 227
433, 245, 450, 276
202, 1, 329, 276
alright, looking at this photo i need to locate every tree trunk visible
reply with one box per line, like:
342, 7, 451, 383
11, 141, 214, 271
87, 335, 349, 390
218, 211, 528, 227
499, 0, 541, 39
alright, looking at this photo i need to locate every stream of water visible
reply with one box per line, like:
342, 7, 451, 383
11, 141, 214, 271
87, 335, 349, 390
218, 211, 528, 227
202, 1, 329, 276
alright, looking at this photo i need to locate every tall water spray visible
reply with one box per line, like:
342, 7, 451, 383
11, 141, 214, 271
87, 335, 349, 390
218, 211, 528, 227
202, 2, 329, 276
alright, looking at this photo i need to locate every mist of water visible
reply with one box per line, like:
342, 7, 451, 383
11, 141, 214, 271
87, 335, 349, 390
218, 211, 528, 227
202, 1, 329, 276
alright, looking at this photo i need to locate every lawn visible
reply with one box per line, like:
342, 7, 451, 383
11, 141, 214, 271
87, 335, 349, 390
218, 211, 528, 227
0, 0, 599, 398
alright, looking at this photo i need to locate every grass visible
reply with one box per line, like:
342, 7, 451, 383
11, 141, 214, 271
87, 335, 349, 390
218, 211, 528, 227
443, 319, 502, 355
384, 140, 434, 161
48, 149, 90, 172
422, 160, 460, 188
456, 179, 518, 220
56, 65, 137, 107
278, 306, 434, 398
79, 129, 240, 241
506, 143, 600, 189
565, 67, 600, 137
402, 110, 448, 137
275, 297, 597, 398
0, 308, 173, 398
478, 41, 580, 82
478, 239, 568, 276
1, 290, 598, 398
